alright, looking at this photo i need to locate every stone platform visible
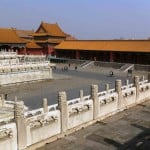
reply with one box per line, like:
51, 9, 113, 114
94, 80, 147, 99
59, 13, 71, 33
37, 100, 150, 150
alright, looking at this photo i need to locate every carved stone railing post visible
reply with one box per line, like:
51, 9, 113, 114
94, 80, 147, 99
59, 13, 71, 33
14, 98, 27, 150
134, 76, 140, 102
115, 80, 122, 110
58, 91, 68, 133
142, 75, 145, 82
125, 79, 129, 86
148, 73, 150, 82
91, 84, 99, 120
80, 90, 84, 101
105, 84, 109, 93
43, 98, 48, 113
0, 94, 5, 107
49, 67, 52, 79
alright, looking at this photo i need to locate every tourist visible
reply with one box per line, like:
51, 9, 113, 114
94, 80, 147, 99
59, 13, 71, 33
75, 66, 77, 70
109, 71, 113, 77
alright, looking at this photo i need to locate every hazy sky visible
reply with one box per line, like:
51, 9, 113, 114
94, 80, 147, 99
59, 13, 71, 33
0, 0, 150, 39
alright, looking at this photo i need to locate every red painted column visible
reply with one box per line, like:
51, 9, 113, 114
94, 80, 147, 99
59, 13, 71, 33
76, 51, 80, 59
110, 51, 114, 62
48, 45, 54, 55
24, 47, 27, 55
18, 47, 26, 55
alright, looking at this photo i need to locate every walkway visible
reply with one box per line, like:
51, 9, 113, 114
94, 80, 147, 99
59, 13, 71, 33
37, 100, 150, 150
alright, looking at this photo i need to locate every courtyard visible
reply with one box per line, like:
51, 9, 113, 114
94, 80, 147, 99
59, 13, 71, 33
0, 64, 148, 109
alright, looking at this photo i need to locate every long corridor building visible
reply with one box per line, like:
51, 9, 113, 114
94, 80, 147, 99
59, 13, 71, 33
55, 40, 150, 65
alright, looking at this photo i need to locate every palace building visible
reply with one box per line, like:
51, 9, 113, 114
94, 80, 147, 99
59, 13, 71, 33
55, 40, 150, 65
14, 29, 35, 54
0, 22, 72, 56
0, 28, 26, 53
32, 22, 69, 55
26, 40, 44, 55
14, 29, 34, 41
0, 22, 150, 65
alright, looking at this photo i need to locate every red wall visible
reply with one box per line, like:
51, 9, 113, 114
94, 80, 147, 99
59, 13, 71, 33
48, 46, 55, 55
18, 46, 55, 56
18, 47, 27, 55
26, 48, 44, 55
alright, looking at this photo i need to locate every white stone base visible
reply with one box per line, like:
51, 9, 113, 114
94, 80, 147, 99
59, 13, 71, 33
0, 69, 52, 86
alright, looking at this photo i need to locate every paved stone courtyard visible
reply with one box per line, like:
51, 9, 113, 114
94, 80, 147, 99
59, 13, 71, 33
37, 100, 150, 150
0, 64, 148, 109
0, 64, 149, 149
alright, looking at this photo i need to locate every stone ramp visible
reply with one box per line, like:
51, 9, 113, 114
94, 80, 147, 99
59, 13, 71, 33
79, 61, 94, 68
120, 64, 134, 72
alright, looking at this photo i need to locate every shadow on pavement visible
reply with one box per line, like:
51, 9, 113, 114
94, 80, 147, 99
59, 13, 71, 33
104, 124, 150, 150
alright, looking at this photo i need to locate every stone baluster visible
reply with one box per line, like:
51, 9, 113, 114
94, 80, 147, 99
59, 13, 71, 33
14, 98, 27, 150
0, 96, 2, 107
115, 80, 122, 110
80, 90, 84, 101
142, 75, 145, 82
148, 73, 150, 82
134, 76, 140, 103
125, 79, 129, 86
58, 91, 68, 133
0, 94, 5, 107
49, 66, 52, 79
105, 84, 109, 93
43, 98, 48, 113
91, 84, 99, 120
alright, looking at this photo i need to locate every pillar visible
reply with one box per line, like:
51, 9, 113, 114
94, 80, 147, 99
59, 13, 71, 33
79, 90, 84, 101
43, 98, 48, 113
91, 84, 99, 119
14, 99, 27, 150
115, 80, 122, 110
134, 76, 140, 102
125, 79, 129, 86
109, 52, 114, 62
0, 94, 5, 107
49, 66, 53, 79
58, 91, 68, 133
142, 75, 145, 82
75, 51, 80, 59
148, 73, 150, 82
105, 84, 109, 92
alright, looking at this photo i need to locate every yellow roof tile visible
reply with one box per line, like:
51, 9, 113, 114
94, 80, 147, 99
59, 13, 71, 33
14, 29, 34, 38
55, 40, 150, 53
36, 22, 67, 37
26, 41, 42, 49
35, 39, 63, 44
0, 28, 25, 44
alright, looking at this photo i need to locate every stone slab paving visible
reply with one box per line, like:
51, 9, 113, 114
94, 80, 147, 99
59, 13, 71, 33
0, 65, 149, 110
37, 100, 150, 150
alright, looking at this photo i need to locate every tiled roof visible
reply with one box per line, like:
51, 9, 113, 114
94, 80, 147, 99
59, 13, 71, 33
0, 28, 25, 44
66, 35, 77, 40
35, 22, 67, 37
55, 40, 150, 53
26, 41, 42, 49
32, 33, 48, 36
36, 39, 64, 44
14, 29, 34, 39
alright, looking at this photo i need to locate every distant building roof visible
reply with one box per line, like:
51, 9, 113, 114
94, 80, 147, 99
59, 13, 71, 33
66, 35, 77, 40
36, 39, 64, 44
55, 40, 150, 53
34, 22, 68, 37
14, 29, 34, 39
0, 28, 25, 44
26, 41, 42, 49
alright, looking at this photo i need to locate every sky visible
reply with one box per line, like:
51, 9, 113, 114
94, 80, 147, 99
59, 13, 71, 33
0, 0, 150, 40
